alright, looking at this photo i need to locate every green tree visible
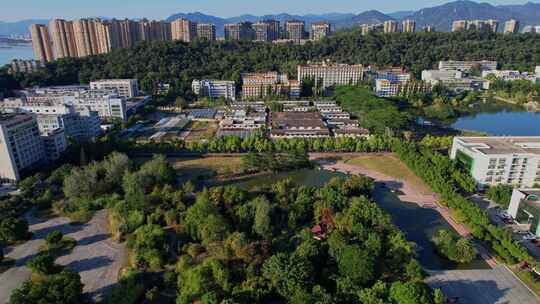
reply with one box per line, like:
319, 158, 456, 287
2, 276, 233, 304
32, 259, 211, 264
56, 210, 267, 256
389, 281, 433, 304
9, 269, 83, 304
45, 231, 63, 246
26, 254, 58, 275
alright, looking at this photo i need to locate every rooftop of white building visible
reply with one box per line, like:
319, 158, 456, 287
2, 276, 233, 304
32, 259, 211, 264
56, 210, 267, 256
455, 136, 540, 155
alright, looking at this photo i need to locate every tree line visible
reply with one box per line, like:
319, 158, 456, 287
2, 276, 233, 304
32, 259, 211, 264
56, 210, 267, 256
2, 30, 540, 98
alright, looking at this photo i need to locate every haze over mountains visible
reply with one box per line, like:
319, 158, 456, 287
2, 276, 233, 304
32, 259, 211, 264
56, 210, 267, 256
2, 1, 540, 37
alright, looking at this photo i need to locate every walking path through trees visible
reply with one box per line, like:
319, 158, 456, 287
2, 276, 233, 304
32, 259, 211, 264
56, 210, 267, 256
311, 153, 540, 303
0, 210, 126, 303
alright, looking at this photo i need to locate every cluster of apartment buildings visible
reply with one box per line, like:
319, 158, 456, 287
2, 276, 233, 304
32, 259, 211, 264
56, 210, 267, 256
482, 69, 540, 83
30, 18, 334, 62
451, 19, 502, 33
192, 62, 364, 101
30, 18, 173, 62
8, 59, 45, 74
215, 100, 368, 139
360, 20, 434, 35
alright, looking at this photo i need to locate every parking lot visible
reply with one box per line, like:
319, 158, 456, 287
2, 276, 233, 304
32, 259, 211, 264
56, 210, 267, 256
470, 194, 540, 260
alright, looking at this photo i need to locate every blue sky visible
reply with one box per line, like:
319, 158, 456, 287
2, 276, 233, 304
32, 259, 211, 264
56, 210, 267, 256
1, 0, 532, 21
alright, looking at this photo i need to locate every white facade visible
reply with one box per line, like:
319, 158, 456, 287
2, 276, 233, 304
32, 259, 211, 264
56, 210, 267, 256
438, 60, 497, 71
90, 79, 139, 98
422, 70, 487, 92
297, 63, 364, 89
0, 114, 45, 182
482, 70, 538, 83
21, 87, 128, 121
41, 128, 67, 161
1, 101, 102, 141
192, 80, 236, 100
450, 137, 540, 188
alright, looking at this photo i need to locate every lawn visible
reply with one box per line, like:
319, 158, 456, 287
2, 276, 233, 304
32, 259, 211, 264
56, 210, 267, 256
343, 154, 432, 195
168, 156, 244, 182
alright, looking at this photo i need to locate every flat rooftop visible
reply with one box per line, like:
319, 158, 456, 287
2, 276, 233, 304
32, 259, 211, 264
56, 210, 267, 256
456, 136, 540, 155
271, 112, 326, 129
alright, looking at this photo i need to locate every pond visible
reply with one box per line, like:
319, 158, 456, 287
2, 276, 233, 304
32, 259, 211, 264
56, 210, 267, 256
220, 169, 489, 271
450, 109, 540, 136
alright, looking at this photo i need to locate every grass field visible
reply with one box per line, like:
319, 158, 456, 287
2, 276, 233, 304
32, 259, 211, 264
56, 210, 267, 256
168, 156, 244, 182
343, 154, 432, 195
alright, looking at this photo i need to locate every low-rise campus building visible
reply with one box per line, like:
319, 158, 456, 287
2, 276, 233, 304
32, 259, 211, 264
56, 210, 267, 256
89, 79, 139, 98
242, 72, 300, 99
451, 137, 540, 188
192, 80, 236, 100
507, 189, 540, 237
269, 111, 330, 139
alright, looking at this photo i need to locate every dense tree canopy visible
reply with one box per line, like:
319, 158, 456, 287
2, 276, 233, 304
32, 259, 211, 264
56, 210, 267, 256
4, 30, 540, 97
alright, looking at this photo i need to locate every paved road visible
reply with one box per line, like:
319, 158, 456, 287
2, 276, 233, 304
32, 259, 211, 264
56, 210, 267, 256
427, 265, 540, 304
0, 210, 126, 303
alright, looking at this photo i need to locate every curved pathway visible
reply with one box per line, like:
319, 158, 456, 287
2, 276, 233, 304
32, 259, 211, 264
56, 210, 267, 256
312, 155, 540, 304
0, 210, 126, 303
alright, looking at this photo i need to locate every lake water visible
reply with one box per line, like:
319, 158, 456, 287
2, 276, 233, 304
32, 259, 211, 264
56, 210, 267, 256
224, 169, 489, 271
0, 42, 34, 65
451, 109, 540, 136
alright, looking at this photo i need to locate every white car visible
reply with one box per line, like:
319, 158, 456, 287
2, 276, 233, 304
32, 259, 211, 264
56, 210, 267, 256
522, 233, 537, 241
498, 211, 512, 219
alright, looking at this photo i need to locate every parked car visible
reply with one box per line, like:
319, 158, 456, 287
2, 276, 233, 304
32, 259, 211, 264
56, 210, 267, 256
522, 233, 537, 241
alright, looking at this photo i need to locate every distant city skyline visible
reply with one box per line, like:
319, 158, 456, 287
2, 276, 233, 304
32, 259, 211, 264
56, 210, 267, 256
0, 0, 534, 22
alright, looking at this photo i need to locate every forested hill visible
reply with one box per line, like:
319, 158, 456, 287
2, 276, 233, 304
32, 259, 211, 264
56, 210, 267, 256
3, 30, 540, 97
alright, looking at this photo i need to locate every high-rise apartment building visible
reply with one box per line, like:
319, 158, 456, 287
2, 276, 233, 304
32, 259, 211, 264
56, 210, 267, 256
49, 19, 78, 59
0, 114, 45, 182
297, 62, 364, 89
311, 22, 332, 41
192, 80, 236, 100
285, 20, 306, 41
90, 79, 139, 98
423, 25, 435, 32
117, 19, 141, 48
383, 20, 398, 33
224, 22, 254, 41
504, 19, 520, 34
402, 19, 416, 33
452, 20, 468, 32
29, 24, 54, 62
197, 23, 216, 41
253, 20, 280, 42
453, 19, 499, 32
139, 20, 171, 42
171, 19, 198, 42
73, 18, 101, 57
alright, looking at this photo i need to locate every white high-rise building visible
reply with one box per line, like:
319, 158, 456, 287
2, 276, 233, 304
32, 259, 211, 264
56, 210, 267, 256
192, 80, 236, 101
0, 114, 46, 182
451, 137, 540, 188
90, 79, 139, 98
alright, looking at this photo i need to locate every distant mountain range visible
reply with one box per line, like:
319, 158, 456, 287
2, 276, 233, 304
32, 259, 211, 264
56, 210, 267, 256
3, 1, 540, 37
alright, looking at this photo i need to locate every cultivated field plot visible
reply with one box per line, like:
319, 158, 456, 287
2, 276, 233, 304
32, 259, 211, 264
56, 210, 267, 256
183, 121, 219, 142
